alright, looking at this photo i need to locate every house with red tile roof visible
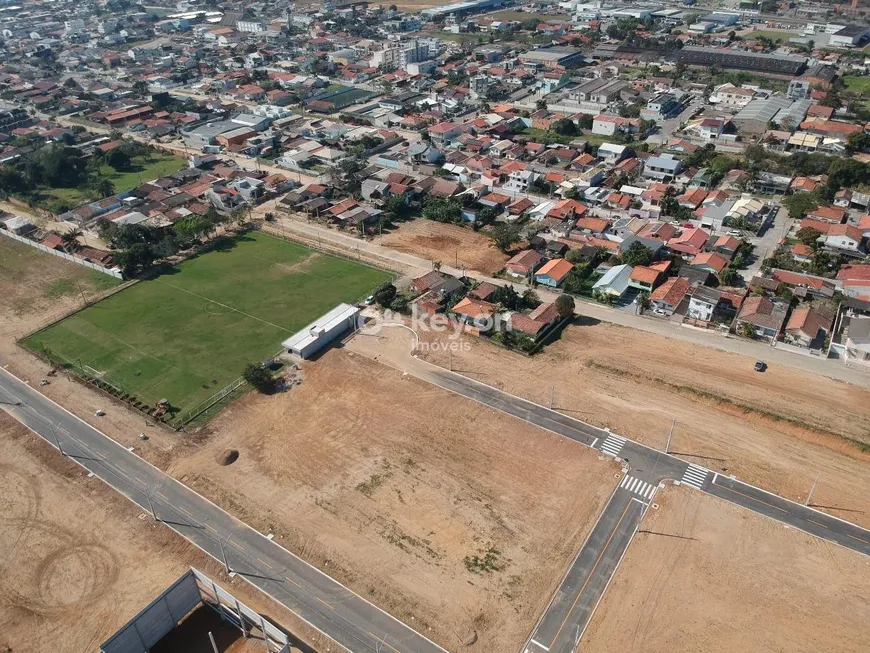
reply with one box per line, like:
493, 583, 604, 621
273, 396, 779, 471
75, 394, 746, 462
505, 249, 544, 278
508, 302, 561, 339
649, 276, 690, 315
784, 306, 832, 348
807, 205, 846, 224
667, 227, 710, 257
451, 297, 497, 331
628, 265, 661, 291
837, 264, 870, 297
734, 296, 789, 342
691, 251, 729, 275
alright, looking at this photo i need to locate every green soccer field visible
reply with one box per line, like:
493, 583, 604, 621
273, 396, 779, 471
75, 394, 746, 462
23, 232, 391, 421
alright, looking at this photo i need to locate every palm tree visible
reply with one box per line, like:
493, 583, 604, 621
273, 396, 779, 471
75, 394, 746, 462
93, 176, 115, 199
61, 228, 82, 253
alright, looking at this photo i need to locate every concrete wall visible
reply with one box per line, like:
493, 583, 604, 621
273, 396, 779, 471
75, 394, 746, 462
0, 229, 123, 279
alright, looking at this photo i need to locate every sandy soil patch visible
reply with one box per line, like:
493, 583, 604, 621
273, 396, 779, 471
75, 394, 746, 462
380, 219, 511, 275
0, 412, 323, 653
415, 321, 870, 527
168, 348, 617, 651
581, 487, 870, 653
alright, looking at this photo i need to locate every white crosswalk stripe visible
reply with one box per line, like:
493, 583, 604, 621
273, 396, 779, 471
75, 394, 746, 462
600, 434, 627, 457
620, 475, 656, 500
681, 464, 709, 490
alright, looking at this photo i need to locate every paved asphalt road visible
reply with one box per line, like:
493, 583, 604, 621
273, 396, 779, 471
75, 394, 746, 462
413, 362, 870, 653
0, 367, 446, 653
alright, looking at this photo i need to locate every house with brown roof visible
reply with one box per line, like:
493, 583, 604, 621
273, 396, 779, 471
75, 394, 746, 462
505, 249, 544, 278
667, 227, 710, 257
649, 276, 690, 316
734, 295, 789, 342
508, 302, 560, 340
691, 251, 729, 275
784, 306, 832, 348
824, 224, 864, 254
806, 205, 846, 224
412, 270, 445, 294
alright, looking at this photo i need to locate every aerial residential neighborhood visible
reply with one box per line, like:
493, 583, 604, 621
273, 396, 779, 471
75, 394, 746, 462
2, 0, 870, 652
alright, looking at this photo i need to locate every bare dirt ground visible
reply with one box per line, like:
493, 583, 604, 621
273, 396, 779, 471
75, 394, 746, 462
379, 219, 511, 276
414, 321, 870, 528
581, 486, 870, 653
0, 411, 326, 653
168, 348, 618, 651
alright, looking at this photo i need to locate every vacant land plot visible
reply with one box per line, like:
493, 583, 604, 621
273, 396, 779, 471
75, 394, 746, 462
18, 153, 186, 213
380, 219, 511, 275
168, 348, 617, 652
23, 232, 391, 418
0, 410, 331, 653
843, 75, 870, 95
741, 28, 798, 42
0, 235, 119, 334
581, 487, 870, 653
415, 321, 870, 528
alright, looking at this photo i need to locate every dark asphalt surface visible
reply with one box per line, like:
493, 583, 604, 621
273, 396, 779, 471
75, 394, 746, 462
0, 368, 446, 653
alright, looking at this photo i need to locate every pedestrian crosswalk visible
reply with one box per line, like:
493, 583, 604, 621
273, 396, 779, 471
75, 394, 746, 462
620, 475, 656, 500
600, 434, 627, 457
681, 464, 709, 490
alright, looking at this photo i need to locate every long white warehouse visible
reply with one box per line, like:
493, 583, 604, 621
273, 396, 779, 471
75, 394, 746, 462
281, 303, 361, 359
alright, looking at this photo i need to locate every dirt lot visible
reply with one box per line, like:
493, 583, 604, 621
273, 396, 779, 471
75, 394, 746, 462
415, 321, 870, 528
380, 219, 512, 275
581, 487, 870, 653
168, 348, 617, 651
0, 411, 324, 653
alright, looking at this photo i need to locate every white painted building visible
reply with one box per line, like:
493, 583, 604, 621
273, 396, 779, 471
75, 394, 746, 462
281, 303, 362, 359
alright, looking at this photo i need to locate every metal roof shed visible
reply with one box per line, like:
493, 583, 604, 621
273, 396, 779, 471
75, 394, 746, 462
281, 303, 361, 359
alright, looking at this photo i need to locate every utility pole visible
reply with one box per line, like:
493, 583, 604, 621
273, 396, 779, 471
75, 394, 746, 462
146, 489, 158, 521
550, 382, 555, 410
448, 349, 452, 372
806, 474, 819, 506
219, 535, 232, 574
50, 423, 65, 457
665, 418, 675, 454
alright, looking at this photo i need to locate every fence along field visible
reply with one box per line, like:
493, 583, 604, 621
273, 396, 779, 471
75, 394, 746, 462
22, 231, 392, 423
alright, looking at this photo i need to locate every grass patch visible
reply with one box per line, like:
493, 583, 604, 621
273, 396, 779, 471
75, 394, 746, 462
17, 153, 186, 213
487, 10, 564, 22
519, 127, 572, 145
23, 232, 392, 421
843, 75, 870, 95
743, 29, 797, 43
464, 547, 505, 574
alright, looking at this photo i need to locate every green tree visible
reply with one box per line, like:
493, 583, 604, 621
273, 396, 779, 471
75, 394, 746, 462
114, 242, 157, 278
619, 241, 653, 267
719, 267, 739, 286
60, 228, 82, 252
243, 363, 275, 393
795, 226, 823, 247
372, 281, 397, 306
105, 149, 131, 171
92, 176, 115, 198
422, 197, 461, 223
782, 192, 821, 220
490, 224, 521, 253
819, 86, 842, 110
739, 321, 756, 339
552, 118, 578, 136
492, 284, 522, 310
847, 131, 870, 154
555, 293, 575, 318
